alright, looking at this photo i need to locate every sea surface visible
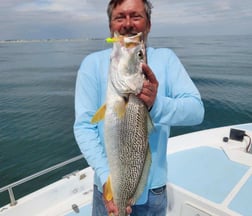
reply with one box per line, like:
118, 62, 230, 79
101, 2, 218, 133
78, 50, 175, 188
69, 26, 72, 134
0, 35, 252, 206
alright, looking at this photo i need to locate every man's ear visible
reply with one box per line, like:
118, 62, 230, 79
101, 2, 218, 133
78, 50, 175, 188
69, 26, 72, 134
147, 20, 151, 33
109, 23, 113, 37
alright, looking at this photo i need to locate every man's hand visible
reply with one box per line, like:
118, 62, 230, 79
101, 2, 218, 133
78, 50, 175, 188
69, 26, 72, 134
138, 63, 159, 109
103, 198, 119, 216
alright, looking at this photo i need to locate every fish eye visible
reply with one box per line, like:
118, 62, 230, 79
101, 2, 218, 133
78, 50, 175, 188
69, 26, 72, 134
137, 50, 144, 60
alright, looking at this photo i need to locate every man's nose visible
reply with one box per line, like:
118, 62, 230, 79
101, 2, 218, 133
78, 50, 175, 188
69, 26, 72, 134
124, 15, 133, 28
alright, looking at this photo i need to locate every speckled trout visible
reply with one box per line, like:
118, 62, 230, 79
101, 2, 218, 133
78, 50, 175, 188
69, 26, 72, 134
92, 32, 152, 216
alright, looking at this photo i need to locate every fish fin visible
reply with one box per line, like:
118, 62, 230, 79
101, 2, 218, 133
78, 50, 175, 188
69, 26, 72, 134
114, 100, 127, 119
91, 104, 106, 124
104, 176, 113, 201
147, 111, 154, 134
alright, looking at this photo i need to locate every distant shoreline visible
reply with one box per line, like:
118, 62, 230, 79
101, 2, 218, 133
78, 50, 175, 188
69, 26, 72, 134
1, 34, 252, 44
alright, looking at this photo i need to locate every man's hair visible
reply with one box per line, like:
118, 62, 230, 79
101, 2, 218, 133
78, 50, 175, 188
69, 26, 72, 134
107, 0, 153, 23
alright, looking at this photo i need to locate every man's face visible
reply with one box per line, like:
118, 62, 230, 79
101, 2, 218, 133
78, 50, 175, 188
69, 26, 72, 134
109, 0, 151, 42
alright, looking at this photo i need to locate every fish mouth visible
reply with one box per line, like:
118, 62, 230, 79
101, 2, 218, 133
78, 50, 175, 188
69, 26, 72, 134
127, 33, 143, 43
114, 31, 143, 41
109, 32, 143, 47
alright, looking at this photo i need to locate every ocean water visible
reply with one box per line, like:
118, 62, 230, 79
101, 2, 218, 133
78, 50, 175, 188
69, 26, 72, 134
0, 35, 252, 206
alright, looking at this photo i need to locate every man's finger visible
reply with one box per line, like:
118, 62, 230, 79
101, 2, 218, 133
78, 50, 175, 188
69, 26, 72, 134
126, 206, 132, 214
142, 63, 158, 84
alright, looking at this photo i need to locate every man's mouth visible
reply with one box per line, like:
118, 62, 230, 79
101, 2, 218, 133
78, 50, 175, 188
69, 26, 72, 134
119, 30, 138, 37
124, 33, 138, 37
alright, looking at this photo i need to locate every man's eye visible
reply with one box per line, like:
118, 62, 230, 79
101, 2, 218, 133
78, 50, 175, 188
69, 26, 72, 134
132, 15, 142, 20
114, 16, 124, 22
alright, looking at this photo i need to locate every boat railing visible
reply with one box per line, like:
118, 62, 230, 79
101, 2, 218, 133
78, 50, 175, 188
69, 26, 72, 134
0, 155, 84, 207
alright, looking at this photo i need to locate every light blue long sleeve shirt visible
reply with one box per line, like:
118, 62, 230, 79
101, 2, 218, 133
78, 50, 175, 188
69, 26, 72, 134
74, 47, 204, 204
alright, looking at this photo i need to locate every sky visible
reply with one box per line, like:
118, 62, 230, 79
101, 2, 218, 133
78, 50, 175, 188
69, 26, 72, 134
1, 0, 252, 40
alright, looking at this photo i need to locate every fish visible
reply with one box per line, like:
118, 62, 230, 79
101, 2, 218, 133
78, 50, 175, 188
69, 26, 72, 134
91, 32, 153, 216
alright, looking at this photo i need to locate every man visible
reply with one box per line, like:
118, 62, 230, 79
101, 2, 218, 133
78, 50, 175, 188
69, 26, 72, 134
74, 0, 204, 215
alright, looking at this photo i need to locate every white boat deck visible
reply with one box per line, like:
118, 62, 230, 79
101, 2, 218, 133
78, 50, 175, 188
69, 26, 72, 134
65, 203, 92, 216
167, 123, 252, 216
0, 166, 94, 216
1, 123, 252, 216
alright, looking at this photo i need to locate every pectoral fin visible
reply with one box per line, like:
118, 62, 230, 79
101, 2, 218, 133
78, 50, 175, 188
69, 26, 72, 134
91, 104, 106, 124
103, 176, 113, 201
114, 100, 127, 119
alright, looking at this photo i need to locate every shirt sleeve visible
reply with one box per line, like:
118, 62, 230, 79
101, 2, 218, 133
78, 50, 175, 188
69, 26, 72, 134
149, 48, 204, 126
73, 53, 109, 187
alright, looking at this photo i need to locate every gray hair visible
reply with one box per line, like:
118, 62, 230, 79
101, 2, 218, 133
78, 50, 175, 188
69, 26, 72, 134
107, 0, 153, 24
